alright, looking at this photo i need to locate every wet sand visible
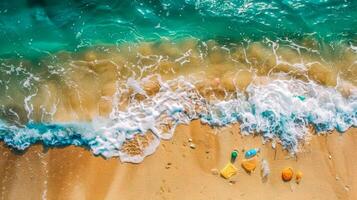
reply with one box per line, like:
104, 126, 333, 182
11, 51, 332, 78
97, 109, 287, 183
2, 39, 357, 124
0, 121, 356, 200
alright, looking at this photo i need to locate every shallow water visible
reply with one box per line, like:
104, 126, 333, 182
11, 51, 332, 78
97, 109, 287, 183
0, 0, 356, 162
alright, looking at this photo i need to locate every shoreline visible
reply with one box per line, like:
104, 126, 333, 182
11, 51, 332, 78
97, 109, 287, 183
0, 122, 356, 200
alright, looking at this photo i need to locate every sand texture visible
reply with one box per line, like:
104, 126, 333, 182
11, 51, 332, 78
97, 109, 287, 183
0, 121, 356, 200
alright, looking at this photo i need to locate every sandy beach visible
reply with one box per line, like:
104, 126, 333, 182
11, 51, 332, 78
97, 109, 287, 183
0, 121, 356, 200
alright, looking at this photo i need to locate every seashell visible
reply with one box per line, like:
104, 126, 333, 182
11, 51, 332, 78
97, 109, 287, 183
296, 170, 303, 184
282, 167, 294, 182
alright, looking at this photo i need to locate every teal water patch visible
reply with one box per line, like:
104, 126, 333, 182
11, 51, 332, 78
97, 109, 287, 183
0, 0, 357, 57
296, 95, 306, 101
0, 121, 95, 150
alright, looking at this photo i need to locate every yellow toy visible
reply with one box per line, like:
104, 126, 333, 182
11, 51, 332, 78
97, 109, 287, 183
220, 162, 238, 179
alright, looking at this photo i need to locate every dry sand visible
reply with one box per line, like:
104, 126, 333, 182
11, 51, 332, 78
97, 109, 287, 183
0, 121, 356, 200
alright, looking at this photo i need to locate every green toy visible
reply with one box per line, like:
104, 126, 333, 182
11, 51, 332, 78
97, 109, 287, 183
231, 150, 238, 163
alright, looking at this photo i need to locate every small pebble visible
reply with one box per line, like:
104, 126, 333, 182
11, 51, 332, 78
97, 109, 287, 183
345, 185, 350, 191
211, 168, 219, 175
188, 138, 193, 142
328, 155, 332, 159
214, 77, 220, 85
190, 143, 196, 149
229, 180, 236, 185
336, 176, 340, 181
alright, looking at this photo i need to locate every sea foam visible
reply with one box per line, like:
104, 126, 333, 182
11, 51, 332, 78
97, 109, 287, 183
0, 76, 356, 162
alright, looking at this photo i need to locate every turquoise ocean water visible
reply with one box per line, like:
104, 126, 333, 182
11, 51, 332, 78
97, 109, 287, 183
1, 0, 356, 57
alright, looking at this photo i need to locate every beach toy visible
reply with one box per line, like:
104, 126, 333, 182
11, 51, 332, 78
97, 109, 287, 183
245, 148, 260, 159
220, 163, 238, 179
230, 150, 238, 163
241, 157, 258, 173
282, 167, 294, 182
296, 170, 303, 184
